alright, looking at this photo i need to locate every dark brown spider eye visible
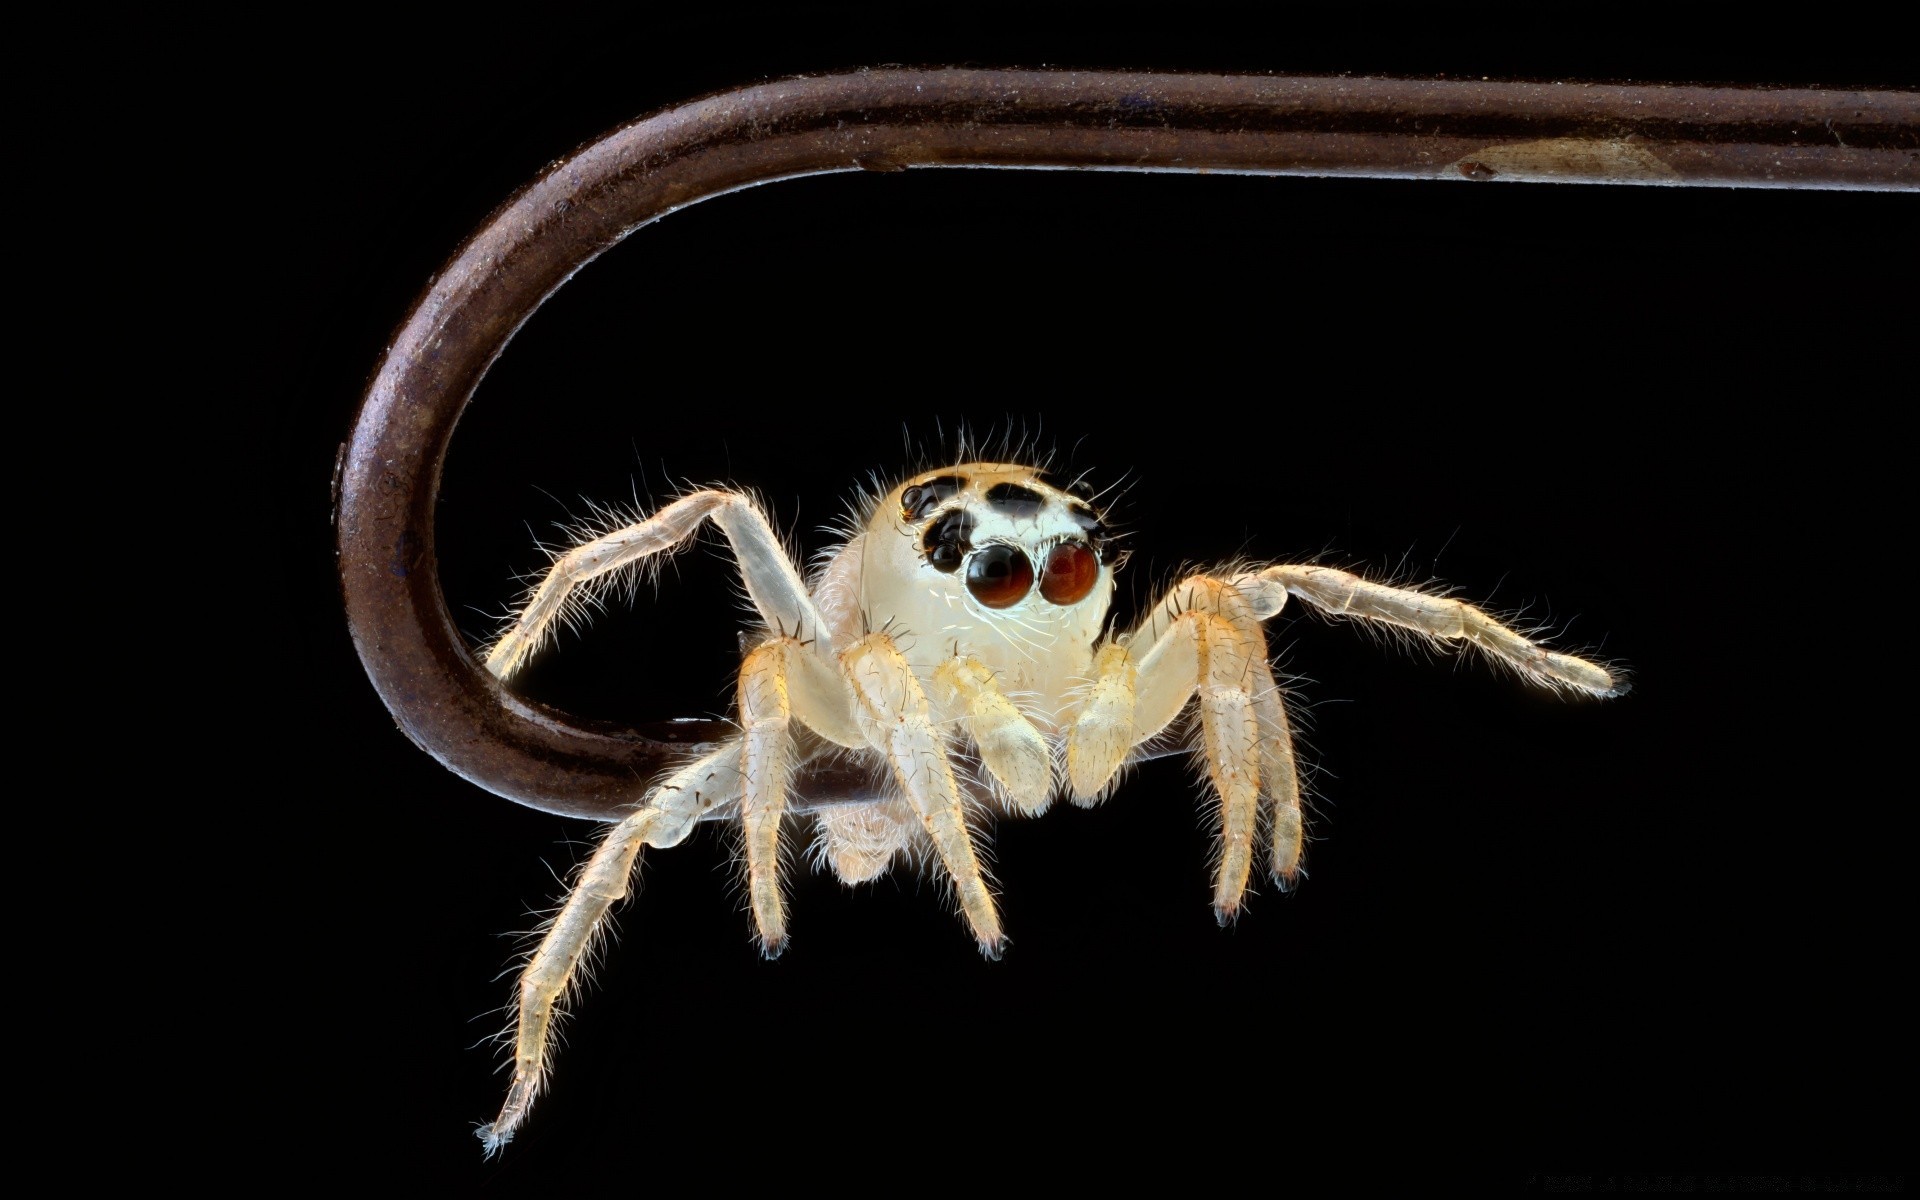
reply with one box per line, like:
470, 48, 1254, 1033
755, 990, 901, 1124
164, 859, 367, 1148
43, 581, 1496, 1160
1039, 541, 1099, 605
965, 544, 1033, 608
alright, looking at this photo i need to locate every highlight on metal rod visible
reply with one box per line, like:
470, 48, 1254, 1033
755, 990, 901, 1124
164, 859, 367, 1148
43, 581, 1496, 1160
337, 67, 1919, 822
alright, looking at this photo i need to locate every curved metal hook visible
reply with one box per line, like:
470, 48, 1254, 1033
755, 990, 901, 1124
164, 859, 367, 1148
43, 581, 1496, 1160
337, 67, 1918, 822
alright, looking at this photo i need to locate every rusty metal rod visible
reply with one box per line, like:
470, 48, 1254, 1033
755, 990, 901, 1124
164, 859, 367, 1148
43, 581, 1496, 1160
337, 68, 1918, 823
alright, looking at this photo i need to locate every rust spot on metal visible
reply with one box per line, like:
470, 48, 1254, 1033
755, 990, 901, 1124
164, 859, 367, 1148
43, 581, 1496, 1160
1451, 137, 1681, 183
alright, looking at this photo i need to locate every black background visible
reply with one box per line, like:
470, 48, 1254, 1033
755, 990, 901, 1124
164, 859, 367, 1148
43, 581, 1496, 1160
255, 6, 1910, 1189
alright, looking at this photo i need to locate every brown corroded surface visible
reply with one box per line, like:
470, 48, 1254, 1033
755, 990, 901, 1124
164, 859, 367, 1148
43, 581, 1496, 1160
337, 68, 1918, 822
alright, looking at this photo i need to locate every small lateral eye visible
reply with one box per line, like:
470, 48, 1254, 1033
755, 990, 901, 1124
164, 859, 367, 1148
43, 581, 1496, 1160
921, 509, 972, 573
1039, 542, 1099, 606
901, 475, 964, 521
965, 545, 1034, 609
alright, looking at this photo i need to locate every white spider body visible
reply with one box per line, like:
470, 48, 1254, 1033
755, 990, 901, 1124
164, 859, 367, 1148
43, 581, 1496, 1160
476, 459, 1624, 1154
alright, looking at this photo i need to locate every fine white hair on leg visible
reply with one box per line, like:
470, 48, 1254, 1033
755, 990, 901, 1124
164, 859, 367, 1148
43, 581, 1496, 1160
738, 640, 799, 957
1157, 579, 1268, 922
934, 654, 1053, 816
735, 633, 870, 954
479, 808, 658, 1157
1066, 641, 1141, 805
484, 489, 836, 680
642, 740, 743, 847
1234, 565, 1625, 697
840, 631, 1006, 958
480, 737, 759, 1152
1249, 654, 1305, 888
1088, 575, 1272, 920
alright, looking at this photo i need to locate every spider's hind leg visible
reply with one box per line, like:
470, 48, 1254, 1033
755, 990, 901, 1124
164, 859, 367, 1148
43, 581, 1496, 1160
479, 741, 744, 1154
479, 805, 657, 1155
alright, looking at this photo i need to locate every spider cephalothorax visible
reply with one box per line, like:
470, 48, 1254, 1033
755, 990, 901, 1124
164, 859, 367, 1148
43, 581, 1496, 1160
848, 464, 1118, 720
477, 460, 1624, 1153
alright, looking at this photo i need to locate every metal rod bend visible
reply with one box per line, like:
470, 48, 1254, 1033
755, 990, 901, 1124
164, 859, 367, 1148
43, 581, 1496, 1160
337, 67, 1918, 822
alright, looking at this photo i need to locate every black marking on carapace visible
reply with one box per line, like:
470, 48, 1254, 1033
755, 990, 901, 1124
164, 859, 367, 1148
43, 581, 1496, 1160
901, 476, 965, 522
921, 509, 973, 573
1067, 502, 1120, 564
984, 482, 1045, 518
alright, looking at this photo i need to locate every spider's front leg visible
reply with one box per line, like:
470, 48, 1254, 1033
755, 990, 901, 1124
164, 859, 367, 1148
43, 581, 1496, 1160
842, 631, 1006, 956
1069, 576, 1301, 922
736, 634, 865, 955
485, 488, 828, 678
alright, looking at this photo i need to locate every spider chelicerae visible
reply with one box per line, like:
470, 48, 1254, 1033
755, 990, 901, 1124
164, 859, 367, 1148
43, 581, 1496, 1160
476, 459, 1625, 1152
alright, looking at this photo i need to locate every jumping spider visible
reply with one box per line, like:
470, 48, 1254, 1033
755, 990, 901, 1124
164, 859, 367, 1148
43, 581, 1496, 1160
477, 461, 1624, 1152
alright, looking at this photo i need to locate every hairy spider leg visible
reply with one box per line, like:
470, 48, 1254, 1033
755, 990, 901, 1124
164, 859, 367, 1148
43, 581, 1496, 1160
738, 635, 865, 955
479, 809, 654, 1156
1236, 565, 1626, 697
486, 489, 836, 680
477, 743, 745, 1154
1248, 652, 1305, 886
1096, 576, 1284, 921
841, 631, 1006, 957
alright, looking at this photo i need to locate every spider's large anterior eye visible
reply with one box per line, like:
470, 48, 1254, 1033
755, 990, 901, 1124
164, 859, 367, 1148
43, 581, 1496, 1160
1039, 541, 1099, 606
965, 544, 1034, 608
